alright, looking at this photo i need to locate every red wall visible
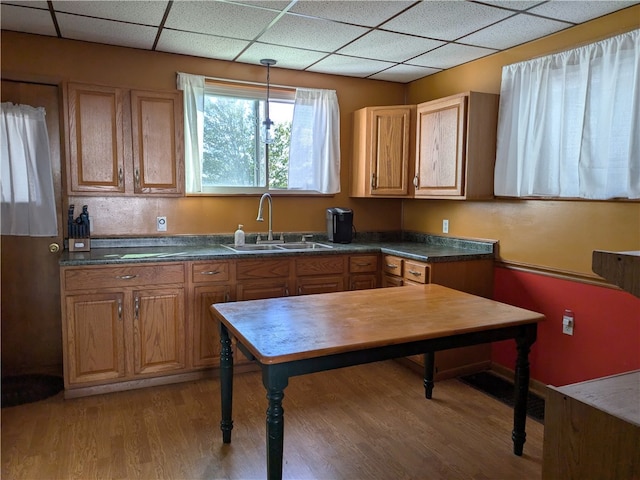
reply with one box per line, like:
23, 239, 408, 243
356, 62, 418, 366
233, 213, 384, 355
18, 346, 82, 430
492, 267, 640, 387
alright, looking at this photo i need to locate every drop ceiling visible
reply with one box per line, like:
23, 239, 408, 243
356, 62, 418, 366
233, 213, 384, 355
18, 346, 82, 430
1, 0, 638, 83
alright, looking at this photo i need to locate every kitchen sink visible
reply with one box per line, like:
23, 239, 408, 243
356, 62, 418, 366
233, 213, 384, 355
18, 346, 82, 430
222, 242, 333, 253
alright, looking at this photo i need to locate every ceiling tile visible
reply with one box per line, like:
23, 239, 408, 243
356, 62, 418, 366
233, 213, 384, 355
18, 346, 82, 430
156, 29, 250, 61
381, 1, 514, 41
338, 30, 444, 63
2, 1, 49, 8
307, 54, 394, 78
258, 13, 369, 52
165, 1, 280, 40
408, 43, 497, 69
52, 0, 168, 25
57, 13, 157, 49
459, 13, 572, 50
236, 42, 328, 70
369, 64, 441, 83
289, 0, 414, 27
1, 4, 57, 36
475, 1, 545, 11
528, 1, 640, 24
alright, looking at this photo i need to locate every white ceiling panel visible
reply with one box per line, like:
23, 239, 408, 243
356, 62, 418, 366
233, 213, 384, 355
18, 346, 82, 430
236, 42, 327, 70
408, 43, 497, 69
52, 0, 168, 25
338, 30, 445, 63
165, 1, 280, 40
459, 12, 572, 50
381, 1, 514, 41
157, 29, 250, 61
1, 4, 57, 36
56, 13, 158, 49
369, 63, 441, 83
1, 0, 637, 83
307, 54, 395, 78
528, 1, 638, 24
258, 12, 369, 51
289, 0, 414, 27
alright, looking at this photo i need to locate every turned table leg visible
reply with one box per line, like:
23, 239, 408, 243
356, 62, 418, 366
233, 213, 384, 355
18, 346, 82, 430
263, 369, 289, 480
512, 324, 537, 456
424, 351, 435, 399
220, 323, 234, 444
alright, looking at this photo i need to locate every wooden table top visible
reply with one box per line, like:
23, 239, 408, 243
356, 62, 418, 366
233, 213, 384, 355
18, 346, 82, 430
210, 284, 544, 365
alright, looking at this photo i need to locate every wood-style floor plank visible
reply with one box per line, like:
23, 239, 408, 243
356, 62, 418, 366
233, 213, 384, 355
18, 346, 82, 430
1, 361, 543, 479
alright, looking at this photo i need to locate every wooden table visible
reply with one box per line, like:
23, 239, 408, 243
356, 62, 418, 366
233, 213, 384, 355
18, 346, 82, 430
210, 284, 544, 480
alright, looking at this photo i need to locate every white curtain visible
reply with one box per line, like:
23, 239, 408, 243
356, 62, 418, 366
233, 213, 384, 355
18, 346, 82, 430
1, 102, 58, 236
288, 88, 341, 194
177, 72, 205, 193
495, 29, 640, 199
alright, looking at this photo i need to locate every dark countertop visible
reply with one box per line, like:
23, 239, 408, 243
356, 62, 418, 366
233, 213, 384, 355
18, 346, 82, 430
59, 232, 497, 267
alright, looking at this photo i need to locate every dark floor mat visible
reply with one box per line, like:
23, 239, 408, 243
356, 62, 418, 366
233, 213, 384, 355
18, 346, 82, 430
458, 371, 545, 423
1, 374, 63, 408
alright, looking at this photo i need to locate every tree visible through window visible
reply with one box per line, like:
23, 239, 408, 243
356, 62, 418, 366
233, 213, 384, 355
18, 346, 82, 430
202, 90, 293, 191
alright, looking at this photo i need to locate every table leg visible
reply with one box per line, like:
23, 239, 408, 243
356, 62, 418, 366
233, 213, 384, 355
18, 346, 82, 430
220, 323, 234, 444
512, 325, 537, 456
423, 351, 435, 399
263, 369, 289, 480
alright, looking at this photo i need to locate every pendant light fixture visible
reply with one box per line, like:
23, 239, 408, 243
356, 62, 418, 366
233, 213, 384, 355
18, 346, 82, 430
260, 58, 277, 144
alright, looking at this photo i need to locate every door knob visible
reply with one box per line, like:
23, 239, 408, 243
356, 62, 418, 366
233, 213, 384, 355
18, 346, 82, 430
48, 243, 60, 253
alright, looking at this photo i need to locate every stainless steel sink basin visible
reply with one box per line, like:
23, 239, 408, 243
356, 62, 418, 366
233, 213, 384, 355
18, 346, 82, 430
277, 242, 332, 250
222, 242, 333, 253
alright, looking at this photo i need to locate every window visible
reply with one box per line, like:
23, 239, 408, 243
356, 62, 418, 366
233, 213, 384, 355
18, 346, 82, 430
494, 29, 639, 200
202, 81, 294, 192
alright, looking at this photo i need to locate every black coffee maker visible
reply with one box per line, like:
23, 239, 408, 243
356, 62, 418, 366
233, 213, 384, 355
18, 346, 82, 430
326, 208, 353, 243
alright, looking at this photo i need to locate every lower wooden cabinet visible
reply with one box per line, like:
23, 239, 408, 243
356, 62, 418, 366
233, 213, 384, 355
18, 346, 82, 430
296, 255, 346, 295
349, 254, 379, 289
61, 263, 187, 395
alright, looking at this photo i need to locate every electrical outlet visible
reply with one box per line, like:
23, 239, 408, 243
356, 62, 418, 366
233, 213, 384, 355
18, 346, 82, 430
562, 310, 574, 335
157, 216, 167, 232
442, 219, 449, 234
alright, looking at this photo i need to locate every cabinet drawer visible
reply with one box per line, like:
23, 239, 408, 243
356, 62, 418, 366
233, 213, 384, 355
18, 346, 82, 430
403, 260, 430, 284
63, 263, 185, 291
296, 256, 345, 276
190, 261, 231, 283
382, 255, 403, 276
237, 259, 290, 280
349, 255, 378, 273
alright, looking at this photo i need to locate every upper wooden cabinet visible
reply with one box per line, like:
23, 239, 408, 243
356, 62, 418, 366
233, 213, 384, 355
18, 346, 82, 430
351, 105, 415, 197
414, 92, 499, 199
65, 82, 184, 196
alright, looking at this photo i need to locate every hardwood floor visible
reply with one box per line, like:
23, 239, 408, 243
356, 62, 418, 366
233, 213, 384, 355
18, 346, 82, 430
1, 361, 543, 479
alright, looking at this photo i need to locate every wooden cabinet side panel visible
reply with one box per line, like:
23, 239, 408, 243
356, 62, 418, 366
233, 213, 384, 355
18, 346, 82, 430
131, 90, 184, 195
67, 83, 125, 193
133, 287, 186, 375
65, 293, 125, 385
464, 92, 499, 199
415, 97, 466, 197
350, 108, 371, 197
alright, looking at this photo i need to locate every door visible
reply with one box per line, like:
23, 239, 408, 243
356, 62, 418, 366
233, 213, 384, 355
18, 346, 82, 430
1, 80, 64, 377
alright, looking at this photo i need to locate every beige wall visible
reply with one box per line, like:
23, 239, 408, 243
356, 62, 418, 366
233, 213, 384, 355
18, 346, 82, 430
1, 31, 406, 237
404, 6, 640, 276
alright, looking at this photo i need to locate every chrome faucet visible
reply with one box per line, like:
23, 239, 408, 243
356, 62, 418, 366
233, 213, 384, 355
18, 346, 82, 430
256, 193, 273, 242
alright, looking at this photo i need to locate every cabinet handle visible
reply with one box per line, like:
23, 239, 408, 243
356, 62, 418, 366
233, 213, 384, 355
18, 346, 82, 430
371, 173, 376, 189
116, 274, 138, 280
135, 169, 140, 187
356, 262, 372, 267
200, 270, 221, 276
118, 167, 123, 186
285, 287, 289, 296
298, 286, 302, 295
408, 270, 422, 277
134, 296, 139, 319
413, 175, 419, 188
117, 299, 122, 320
224, 292, 230, 302
385, 264, 398, 269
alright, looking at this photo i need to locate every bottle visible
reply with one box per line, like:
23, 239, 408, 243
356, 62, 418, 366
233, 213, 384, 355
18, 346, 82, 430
234, 224, 245, 246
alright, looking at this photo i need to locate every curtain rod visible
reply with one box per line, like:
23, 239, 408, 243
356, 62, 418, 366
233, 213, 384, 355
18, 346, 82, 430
204, 74, 297, 91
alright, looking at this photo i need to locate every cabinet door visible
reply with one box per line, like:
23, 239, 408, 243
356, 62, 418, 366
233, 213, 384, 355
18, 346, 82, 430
67, 83, 125, 194
193, 285, 230, 368
350, 274, 378, 290
297, 275, 345, 295
236, 279, 290, 301
130, 90, 184, 195
415, 95, 467, 197
351, 106, 413, 197
65, 292, 125, 385
133, 287, 186, 375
